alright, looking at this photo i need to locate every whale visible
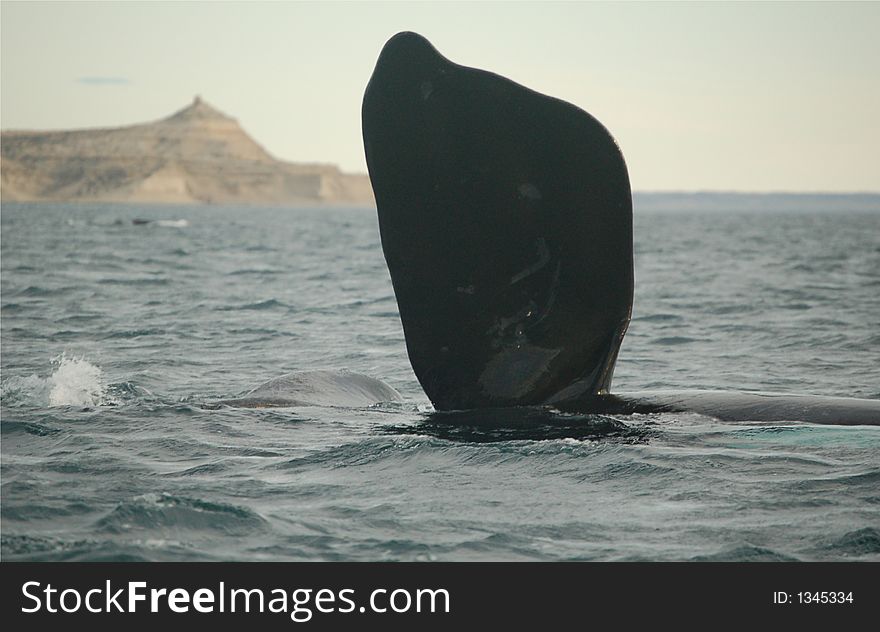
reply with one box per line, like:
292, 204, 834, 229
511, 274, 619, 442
218, 370, 402, 409
361, 31, 880, 426
557, 390, 880, 426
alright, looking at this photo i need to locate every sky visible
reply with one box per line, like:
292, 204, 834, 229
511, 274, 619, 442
2, 1, 878, 192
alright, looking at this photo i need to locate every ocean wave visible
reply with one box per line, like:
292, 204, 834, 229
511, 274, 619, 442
218, 298, 289, 311
98, 277, 170, 286
792, 469, 880, 492
1, 534, 102, 560
0, 534, 201, 562
278, 426, 648, 477
13, 285, 69, 297
278, 436, 443, 471
691, 545, 800, 562
103, 328, 168, 339
227, 268, 284, 276
0, 420, 63, 436
822, 527, 880, 556
653, 336, 700, 345
94, 493, 268, 536
634, 313, 683, 322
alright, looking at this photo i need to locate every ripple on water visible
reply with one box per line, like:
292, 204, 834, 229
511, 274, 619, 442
691, 545, 801, 562
218, 298, 289, 311
0, 534, 205, 562
653, 336, 700, 345
93, 493, 268, 536
821, 527, 880, 557
98, 278, 170, 286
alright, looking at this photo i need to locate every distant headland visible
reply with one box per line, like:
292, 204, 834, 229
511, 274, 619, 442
0, 96, 375, 206
2, 99, 876, 211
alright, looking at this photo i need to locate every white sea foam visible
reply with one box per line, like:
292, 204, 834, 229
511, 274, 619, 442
1, 353, 108, 407
48, 353, 108, 406
156, 219, 190, 228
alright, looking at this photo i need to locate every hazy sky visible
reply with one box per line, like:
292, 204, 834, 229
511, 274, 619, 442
2, 1, 878, 191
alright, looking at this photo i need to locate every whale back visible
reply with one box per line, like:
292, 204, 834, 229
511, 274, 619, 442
219, 370, 403, 409
363, 32, 633, 410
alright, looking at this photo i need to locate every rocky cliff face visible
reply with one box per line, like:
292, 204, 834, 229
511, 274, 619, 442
0, 97, 375, 206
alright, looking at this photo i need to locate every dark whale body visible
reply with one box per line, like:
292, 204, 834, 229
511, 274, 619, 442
566, 391, 880, 426
362, 31, 880, 426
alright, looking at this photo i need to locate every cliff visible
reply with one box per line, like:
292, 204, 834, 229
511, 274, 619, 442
0, 97, 375, 206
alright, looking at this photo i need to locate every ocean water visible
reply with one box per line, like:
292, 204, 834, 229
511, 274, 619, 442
1, 201, 878, 562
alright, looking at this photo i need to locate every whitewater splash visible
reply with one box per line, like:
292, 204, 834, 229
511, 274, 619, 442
0, 353, 108, 407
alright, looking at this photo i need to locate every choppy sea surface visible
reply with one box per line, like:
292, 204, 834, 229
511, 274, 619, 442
2, 201, 878, 561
